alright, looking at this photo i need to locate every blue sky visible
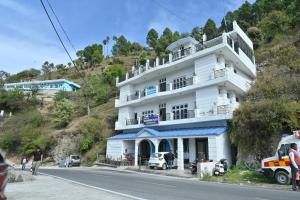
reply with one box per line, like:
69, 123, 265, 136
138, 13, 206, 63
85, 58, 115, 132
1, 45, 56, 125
0, 0, 254, 74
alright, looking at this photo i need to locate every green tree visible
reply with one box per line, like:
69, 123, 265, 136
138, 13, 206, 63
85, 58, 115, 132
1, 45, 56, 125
103, 64, 125, 86
191, 26, 203, 41
258, 11, 290, 41
53, 99, 75, 128
220, 11, 236, 32
146, 28, 159, 49
112, 35, 132, 56
236, 1, 255, 30
0, 70, 9, 85
55, 64, 68, 77
247, 27, 262, 49
76, 44, 104, 68
203, 19, 218, 40
42, 61, 54, 80
5, 68, 40, 83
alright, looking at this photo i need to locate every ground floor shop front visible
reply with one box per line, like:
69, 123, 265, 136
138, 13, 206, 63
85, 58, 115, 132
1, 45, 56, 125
106, 127, 232, 169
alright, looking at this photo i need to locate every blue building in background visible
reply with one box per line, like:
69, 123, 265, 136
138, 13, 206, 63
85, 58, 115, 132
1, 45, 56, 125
4, 79, 80, 93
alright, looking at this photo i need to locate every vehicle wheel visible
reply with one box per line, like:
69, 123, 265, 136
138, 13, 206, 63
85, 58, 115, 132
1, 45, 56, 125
275, 171, 290, 185
162, 163, 167, 170
149, 166, 154, 169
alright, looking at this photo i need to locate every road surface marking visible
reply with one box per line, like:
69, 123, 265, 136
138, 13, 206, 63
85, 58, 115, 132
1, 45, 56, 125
39, 172, 148, 200
136, 180, 177, 188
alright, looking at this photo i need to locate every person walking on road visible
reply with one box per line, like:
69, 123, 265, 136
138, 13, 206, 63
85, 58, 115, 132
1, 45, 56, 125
289, 143, 300, 191
32, 148, 43, 175
164, 152, 175, 170
21, 157, 27, 170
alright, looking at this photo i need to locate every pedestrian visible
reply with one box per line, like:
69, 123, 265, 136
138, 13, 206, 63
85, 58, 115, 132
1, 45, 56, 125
289, 143, 300, 191
32, 148, 43, 175
164, 152, 174, 170
21, 157, 27, 170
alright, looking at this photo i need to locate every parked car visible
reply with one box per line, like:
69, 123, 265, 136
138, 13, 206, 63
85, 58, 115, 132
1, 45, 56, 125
68, 155, 81, 167
148, 152, 177, 170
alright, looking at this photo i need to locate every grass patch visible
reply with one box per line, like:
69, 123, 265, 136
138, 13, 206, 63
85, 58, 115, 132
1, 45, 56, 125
202, 165, 275, 185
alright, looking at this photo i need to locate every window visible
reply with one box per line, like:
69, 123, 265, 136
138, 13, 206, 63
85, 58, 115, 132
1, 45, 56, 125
173, 76, 186, 90
172, 104, 188, 120
227, 93, 230, 99
236, 97, 240, 102
234, 68, 237, 73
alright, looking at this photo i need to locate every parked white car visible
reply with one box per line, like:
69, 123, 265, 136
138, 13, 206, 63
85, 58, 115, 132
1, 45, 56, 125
148, 152, 177, 170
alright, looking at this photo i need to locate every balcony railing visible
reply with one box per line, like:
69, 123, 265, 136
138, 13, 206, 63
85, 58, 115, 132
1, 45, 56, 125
126, 118, 138, 126
217, 105, 230, 114
214, 69, 226, 79
120, 105, 234, 128
172, 47, 192, 61
117, 35, 226, 84
127, 93, 139, 101
125, 76, 195, 102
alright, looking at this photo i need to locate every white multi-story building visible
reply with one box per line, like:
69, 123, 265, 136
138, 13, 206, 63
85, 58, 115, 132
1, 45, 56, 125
106, 21, 256, 170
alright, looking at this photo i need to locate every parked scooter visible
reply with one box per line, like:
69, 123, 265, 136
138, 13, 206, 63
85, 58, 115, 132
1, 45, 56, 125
190, 160, 198, 174
213, 159, 228, 176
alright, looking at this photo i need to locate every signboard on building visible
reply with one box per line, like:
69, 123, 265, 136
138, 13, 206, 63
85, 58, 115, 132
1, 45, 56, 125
143, 114, 159, 125
147, 85, 156, 95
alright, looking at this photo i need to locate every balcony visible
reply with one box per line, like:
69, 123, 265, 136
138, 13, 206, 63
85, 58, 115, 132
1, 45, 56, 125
125, 76, 196, 103
115, 105, 233, 130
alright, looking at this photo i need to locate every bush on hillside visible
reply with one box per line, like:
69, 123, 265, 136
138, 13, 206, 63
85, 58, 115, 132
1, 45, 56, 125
258, 11, 290, 41
79, 118, 106, 153
53, 99, 75, 128
0, 131, 18, 152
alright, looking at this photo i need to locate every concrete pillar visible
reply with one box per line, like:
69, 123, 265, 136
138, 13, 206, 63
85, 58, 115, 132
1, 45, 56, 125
177, 138, 184, 170
217, 54, 225, 68
134, 140, 139, 167
146, 59, 150, 69
116, 76, 119, 85
169, 53, 172, 62
189, 138, 196, 162
156, 57, 159, 66
152, 139, 160, 154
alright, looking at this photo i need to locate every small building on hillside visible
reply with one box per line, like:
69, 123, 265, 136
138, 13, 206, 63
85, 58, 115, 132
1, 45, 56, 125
3, 79, 80, 95
106, 21, 256, 170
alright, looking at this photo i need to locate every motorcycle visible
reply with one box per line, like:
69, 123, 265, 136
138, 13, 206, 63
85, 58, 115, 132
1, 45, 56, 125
213, 159, 228, 176
190, 160, 198, 174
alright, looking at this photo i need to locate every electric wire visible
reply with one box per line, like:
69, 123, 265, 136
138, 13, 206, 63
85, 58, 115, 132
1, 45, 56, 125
45, 0, 77, 54
39, 0, 92, 114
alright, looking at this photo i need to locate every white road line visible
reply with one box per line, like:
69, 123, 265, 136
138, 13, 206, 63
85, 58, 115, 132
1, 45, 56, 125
39, 172, 148, 200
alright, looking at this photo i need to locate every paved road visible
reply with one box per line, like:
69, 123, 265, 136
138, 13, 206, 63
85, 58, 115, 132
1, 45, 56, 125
40, 168, 298, 200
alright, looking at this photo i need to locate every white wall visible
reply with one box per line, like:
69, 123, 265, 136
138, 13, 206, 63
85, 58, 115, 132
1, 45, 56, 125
195, 86, 219, 113
194, 54, 217, 82
215, 133, 232, 166
208, 136, 217, 161
106, 140, 123, 160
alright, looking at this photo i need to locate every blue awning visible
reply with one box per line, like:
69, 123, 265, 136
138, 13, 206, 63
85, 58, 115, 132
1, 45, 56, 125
108, 127, 227, 140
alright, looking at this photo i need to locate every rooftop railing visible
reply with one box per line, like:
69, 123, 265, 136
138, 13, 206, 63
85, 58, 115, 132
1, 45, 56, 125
117, 35, 225, 84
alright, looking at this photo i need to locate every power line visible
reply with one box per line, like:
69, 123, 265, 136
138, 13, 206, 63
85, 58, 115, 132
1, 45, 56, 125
40, 0, 76, 67
151, 0, 194, 27
45, 0, 77, 54
39, 0, 92, 115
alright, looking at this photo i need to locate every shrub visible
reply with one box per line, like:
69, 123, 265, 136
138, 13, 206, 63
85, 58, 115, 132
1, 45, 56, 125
258, 11, 290, 41
53, 99, 75, 128
0, 131, 18, 152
